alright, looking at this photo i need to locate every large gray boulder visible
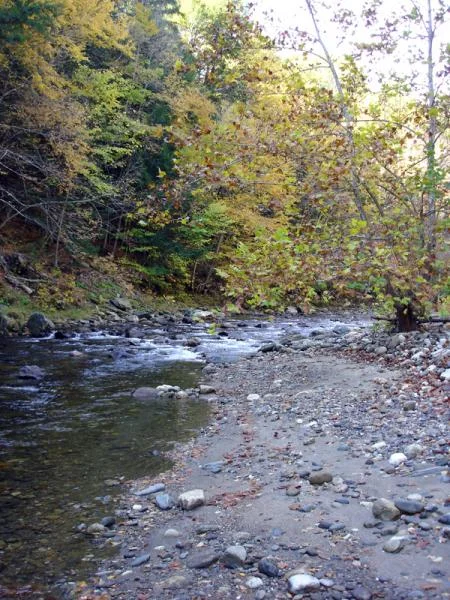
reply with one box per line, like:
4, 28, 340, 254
110, 297, 132, 311
26, 312, 55, 337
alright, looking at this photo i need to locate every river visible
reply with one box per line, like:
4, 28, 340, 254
0, 312, 368, 598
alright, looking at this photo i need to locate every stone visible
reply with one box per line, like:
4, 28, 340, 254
383, 537, 404, 553
222, 545, 247, 567
352, 586, 372, 600
110, 297, 132, 311
258, 558, 280, 578
438, 513, 450, 525
18, 365, 45, 380
286, 486, 300, 496
164, 528, 180, 537
440, 368, 450, 381
375, 346, 387, 355
185, 337, 201, 347
0, 314, 11, 336
199, 385, 216, 394
308, 471, 333, 485
187, 551, 220, 569
26, 312, 54, 337
372, 498, 401, 521
202, 461, 223, 474
389, 453, 407, 467
178, 489, 205, 510
154, 493, 175, 510
288, 573, 321, 593
132, 387, 160, 401
131, 553, 151, 567
246, 577, 264, 589
402, 400, 417, 411
134, 483, 165, 496
247, 393, 261, 401
404, 443, 423, 459
394, 498, 424, 515
101, 516, 115, 528
87, 523, 106, 535
159, 575, 189, 590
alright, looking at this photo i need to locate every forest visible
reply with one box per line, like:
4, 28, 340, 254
0, 0, 448, 330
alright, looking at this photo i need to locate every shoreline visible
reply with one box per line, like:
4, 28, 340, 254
73, 325, 449, 600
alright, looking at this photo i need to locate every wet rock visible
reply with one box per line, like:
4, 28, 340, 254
87, 523, 106, 535
187, 551, 221, 569
308, 471, 333, 485
288, 573, 321, 593
26, 312, 55, 337
134, 483, 165, 496
154, 492, 175, 510
110, 298, 132, 311
131, 553, 151, 567
394, 498, 424, 515
185, 337, 201, 347
222, 545, 247, 567
258, 558, 280, 578
178, 489, 205, 510
101, 516, 116, 528
372, 498, 401, 521
18, 365, 45, 380
259, 342, 280, 353
132, 387, 160, 401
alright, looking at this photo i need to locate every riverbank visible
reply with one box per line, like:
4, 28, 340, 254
73, 324, 449, 600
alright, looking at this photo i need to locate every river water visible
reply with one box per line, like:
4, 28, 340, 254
0, 312, 368, 597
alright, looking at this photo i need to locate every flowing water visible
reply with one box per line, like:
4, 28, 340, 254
0, 312, 368, 597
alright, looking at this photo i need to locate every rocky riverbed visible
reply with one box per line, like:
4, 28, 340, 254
69, 322, 449, 600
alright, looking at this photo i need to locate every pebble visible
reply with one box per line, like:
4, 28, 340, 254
154, 492, 175, 510
164, 528, 180, 537
134, 483, 165, 496
131, 553, 151, 567
308, 471, 333, 485
372, 498, 401, 521
352, 587, 372, 600
438, 513, 450, 525
383, 537, 405, 553
394, 498, 424, 514
199, 385, 216, 394
258, 557, 280, 578
158, 575, 189, 590
246, 576, 264, 589
389, 453, 407, 467
178, 489, 205, 510
87, 523, 106, 535
222, 545, 247, 567
187, 551, 221, 569
288, 573, 321, 593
